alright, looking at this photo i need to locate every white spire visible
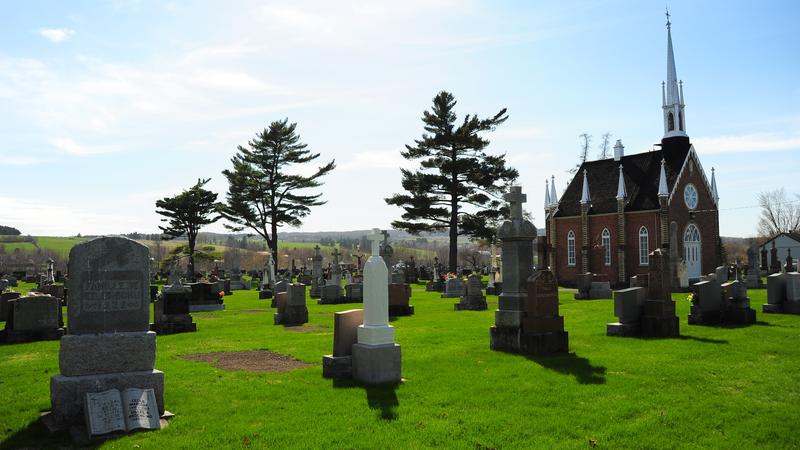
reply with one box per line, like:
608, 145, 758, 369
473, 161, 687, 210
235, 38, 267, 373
616, 164, 627, 200
544, 179, 551, 209
711, 167, 719, 205
550, 175, 558, 206
580, 169, 590, 205
662, 8, 687, 139
658, 158, 669, 198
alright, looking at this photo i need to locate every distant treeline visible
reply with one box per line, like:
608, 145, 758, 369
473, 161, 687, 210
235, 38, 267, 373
0, 225, 21, 236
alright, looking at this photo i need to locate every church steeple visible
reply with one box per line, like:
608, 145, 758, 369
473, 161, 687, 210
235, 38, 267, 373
662, 8, 687, 139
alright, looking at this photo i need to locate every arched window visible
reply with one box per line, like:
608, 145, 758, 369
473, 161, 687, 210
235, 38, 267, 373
602, 228, 611, 266
639, 226, 649, 266
668, 112, 675, 131
678, 111, 684, 131
567, 231, 576, 267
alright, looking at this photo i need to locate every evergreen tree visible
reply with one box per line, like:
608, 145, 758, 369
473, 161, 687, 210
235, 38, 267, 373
385, 91, 518, 272
221, 118, 335, 274
155, 178, 222, 279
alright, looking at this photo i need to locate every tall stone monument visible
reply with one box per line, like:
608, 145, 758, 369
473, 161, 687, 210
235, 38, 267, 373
746, 245, 761, 288
351, 229, 401, 384
490, 186, 539, 353
310, 245, 323, 298
47, 237, 165, 430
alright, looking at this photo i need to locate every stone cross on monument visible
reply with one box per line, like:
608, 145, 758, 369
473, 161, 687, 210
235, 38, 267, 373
507, 186, 526, 220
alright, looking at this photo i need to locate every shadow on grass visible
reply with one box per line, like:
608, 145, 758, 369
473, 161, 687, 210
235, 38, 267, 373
332, 379, 400, 421
0, 416, 96, 450
526, 353, 607, 385
677, 335, 729, 344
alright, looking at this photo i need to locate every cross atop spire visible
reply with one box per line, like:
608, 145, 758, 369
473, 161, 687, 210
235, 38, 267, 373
368, 229, 383, 256
662, 8, 687, 138
665, 6, 671, 30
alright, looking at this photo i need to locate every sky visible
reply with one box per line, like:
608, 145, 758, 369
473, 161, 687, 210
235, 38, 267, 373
0, 0, 798, 238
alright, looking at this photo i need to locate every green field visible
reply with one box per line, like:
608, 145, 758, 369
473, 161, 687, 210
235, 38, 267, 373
1, 284, 798, 448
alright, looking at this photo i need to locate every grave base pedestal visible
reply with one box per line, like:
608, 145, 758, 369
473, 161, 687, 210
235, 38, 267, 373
322, 355, 352, 379
454, 300, 487, 311
1, 327, 64, 343
721, 307, 757, 325
388, 305, 415, 316
274, 306, 309, 326
259, 290, 273, 299
188, 304, 225, 312
150, 321, 197, 335
49, 370, 164, 430
763, 301, 800, 314
490, 326, 569, 355
640, 315, 680, 338
317, 297, 346, 305
606, 322, 640, 337
351, 343, 401, 385
688, 305, 722, 325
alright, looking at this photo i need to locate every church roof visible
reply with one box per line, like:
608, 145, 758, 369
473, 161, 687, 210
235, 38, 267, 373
554, 136, 691, 217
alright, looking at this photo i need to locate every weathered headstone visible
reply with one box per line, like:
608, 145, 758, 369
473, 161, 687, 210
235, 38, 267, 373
763, 272, 787, 313
350, 229, 401, 384
47, 237, 165, 431
270, 280, 289, 308
0, 291, 21, 322
310, 245, 323, 298
630, 274, 648, 289
490, 186, 539, 353
677, 260, 689, 289
687, 279, 722, 325
151, 286, 196, 335
515, 270, 568, 354
455, 274, 487, 311
574, 273, 593, 299
639, 249, 679, 337
607, 287, 646, 336
441, 277, 465, 298
715, 266, 728, 284
322, 309, 363, 378
274, 283, 308, 325
390, 270, 405, 285
345, 282, 363, 302
319, 283, 344, 305
719, 279, 757, 324
1, 294, 64, 343
746, 245, 761, 288
388, 283, 414, 316
187, 282, 225, 312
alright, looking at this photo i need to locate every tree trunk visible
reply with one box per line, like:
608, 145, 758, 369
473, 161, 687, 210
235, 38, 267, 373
271, 221, 279, 278
187, 235, 196, 281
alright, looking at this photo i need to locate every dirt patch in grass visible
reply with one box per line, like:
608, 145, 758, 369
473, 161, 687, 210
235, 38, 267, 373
240, 309, 270, 313
179, 350, 313, 373
193, 314, 221, 319
284, 325, 328, 332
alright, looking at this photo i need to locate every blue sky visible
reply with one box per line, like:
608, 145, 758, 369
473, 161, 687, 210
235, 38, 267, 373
1, 0, 798, 237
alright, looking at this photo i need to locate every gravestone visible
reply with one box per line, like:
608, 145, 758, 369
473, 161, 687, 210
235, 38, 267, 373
677, 260, 689, 290
274, 283, 308, 325
687, 279, 723, 325
514, 270, 568, 355
1, 294, 64, 343
270, 280, 289, 308
345, 282, 363, 302
351, 229, 401, 384
786, 250, 795, 273
322, 309, 363, 378
639, 249, 679, 337
746, 245, 762, 288
319, 283, 344, 305
760, 247, 768, 271
47, 236, 165, 431
441, 277, 465, 298
310, 245, 323, 298
769, 243, 779, 274
187, 282, 225, 312
607, 287, 647, 336
574, 273, 593, 299
630, 274, 648, 289
391, 270, 405, 285
455, 274, 487, 311
715, 266, 728, 284
0, 278, 8, 292
490, 186, 539, 353
388, 283, 414, 316
0, 291, 21, 322
719, 279, 757, 324
763, 272, 787, 313
151, 284, 196, 335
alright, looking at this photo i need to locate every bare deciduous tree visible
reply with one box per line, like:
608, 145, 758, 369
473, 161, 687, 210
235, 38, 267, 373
597, 132, 612, 159
570, 133, 592, 174
757, 188, 800, 237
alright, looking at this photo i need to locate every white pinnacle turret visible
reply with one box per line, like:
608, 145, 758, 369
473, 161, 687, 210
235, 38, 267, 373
658, 158, 669, 198
544, 179, 551, 209
580, 169, 590, 205
711, 167, 719, 205
550, 175, 558, 206
616, 164, 627, 200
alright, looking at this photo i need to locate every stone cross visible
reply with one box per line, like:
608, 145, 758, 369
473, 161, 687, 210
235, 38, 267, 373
332, 248, 341, 265
368, 229, 383, 256
505, 186, 526, 220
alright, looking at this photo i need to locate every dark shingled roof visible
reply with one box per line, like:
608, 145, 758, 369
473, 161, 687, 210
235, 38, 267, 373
555, 136, 692, 217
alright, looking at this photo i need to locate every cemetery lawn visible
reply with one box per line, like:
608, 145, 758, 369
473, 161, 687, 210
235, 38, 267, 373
1, 286, 799, 449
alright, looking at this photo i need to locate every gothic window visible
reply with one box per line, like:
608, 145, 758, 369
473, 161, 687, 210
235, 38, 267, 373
679, 111, 684, 131
567, 231, 576, 267
668, 112, 675, 131
602, 228, 611, 266
639, 226, 649, 266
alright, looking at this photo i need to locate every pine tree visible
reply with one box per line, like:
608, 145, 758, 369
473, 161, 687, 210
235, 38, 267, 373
155, 178, 222, 279
385, 91, 518, 272
220, 119, 335, 274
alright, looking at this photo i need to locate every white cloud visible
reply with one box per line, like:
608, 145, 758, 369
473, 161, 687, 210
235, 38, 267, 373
39, 28, 75, 43
339, 150, 408, 171
0, 197, 146, 236
50, 137, 120, 156
693, 133, 800, 155
0, 156, 43, 166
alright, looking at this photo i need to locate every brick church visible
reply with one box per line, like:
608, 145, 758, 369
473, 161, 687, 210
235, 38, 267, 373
543, 15, 720, 288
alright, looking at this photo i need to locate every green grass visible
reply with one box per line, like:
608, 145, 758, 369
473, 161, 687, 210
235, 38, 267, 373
1, 286, 799, 448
